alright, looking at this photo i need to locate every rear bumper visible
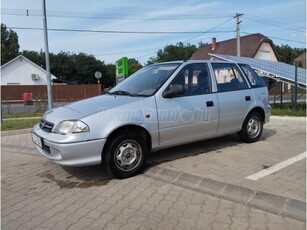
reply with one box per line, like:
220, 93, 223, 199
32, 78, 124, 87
264, 105, 271, 123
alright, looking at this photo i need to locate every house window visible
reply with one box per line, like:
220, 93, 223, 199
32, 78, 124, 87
260, 50, 270, 60
7, 83, 20, 85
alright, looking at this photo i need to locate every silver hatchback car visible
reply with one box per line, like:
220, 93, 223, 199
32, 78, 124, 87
32, 60, 271, 178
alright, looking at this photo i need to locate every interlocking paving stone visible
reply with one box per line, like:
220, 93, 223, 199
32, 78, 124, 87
143, 166, 306, 222
1, 118, 306, 229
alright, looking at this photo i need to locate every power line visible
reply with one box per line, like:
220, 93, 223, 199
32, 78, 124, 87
7, 26, 234, 34
182, 17, 234, 43
190, 30, 235, 44
2, 8, 233, 20
241, 18, 305, 45
244, 14, 306, 33
95, 30, 234, 58
6, 24, 234, 59
95, 48, 159, 57
241, 32, 305, 45
133, 17, 236, 60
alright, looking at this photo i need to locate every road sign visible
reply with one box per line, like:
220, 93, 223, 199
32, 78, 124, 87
95, 71, 102, 84
116, 57, 128, 84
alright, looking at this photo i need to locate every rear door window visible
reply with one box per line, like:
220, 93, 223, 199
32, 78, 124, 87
212, 63, 248, 92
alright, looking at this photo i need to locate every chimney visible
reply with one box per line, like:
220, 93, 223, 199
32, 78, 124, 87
212, 38, 216, 50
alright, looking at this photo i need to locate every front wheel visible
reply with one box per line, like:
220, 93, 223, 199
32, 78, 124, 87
238, 112, 263, 143
103, 132, 147, 178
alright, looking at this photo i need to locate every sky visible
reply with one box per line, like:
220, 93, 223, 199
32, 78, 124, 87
1, 0, 306, 65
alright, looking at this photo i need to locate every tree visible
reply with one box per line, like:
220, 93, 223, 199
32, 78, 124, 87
49, 51, 75, 82
147, 42, 197, 64
128, 58, 142, 75
22, 50, 112, 85
104, 64, 116, 87
275, 44, 306, 64
198, 41, 208, 47
71, 53, 107, 84
21, 50, 45, 68
1, 23, 20, 65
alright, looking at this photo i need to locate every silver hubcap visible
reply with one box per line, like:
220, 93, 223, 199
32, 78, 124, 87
114, 140, 142, 171
247, 116, 261, 138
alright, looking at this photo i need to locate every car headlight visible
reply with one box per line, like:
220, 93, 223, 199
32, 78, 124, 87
53, 120, 89, 135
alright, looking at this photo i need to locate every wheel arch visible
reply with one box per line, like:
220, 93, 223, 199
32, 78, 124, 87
101, 124, 152, 159
247, 107, 265, 122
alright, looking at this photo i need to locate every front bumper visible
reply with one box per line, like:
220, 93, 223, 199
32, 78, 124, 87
32, 127, 106, 166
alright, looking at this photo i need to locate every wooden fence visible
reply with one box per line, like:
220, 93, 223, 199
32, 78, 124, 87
1, 84, 102, 101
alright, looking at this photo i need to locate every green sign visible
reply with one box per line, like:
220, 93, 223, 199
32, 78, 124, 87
116, 57, 128, 77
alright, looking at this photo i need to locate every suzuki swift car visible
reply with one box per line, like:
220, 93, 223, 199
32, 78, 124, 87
32, 60, 271, 178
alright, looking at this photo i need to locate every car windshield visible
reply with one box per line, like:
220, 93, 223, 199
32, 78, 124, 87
109, 62, 181, 97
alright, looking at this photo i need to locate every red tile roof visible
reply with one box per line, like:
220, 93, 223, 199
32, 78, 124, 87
190, 33, 277, 60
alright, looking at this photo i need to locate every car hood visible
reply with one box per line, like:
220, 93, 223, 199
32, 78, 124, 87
42, 95, 145, 125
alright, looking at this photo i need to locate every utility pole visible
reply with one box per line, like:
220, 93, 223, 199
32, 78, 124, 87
42, 0, 53, 110
235, 13, 243, 57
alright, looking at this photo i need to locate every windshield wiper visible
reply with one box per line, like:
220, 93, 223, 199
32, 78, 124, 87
108, 90, 134, 96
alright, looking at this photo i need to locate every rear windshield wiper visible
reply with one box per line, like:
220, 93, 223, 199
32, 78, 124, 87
108, 90, 134, 96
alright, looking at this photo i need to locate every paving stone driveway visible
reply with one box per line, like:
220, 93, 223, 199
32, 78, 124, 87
1, 116, 306, 230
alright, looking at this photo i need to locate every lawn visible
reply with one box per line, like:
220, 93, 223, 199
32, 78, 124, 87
2, 112, 44, 119
1, 118, 40, 131
271, 102, 306, 117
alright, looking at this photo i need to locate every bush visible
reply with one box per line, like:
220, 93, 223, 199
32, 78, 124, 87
271, 102, 306, 116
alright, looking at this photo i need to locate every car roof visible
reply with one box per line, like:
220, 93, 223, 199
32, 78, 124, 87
157, 60, 237, 65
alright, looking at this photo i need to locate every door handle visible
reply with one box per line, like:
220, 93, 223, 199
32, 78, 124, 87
245, 96, 251, 101
206, 101, 214, 107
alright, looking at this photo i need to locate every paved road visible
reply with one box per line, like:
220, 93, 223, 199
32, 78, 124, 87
1, 116, 306, 229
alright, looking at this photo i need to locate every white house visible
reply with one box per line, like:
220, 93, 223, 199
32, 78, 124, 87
1, 55, 57, 85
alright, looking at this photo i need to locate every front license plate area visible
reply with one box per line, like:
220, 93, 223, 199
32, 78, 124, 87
32, 133, 43, 149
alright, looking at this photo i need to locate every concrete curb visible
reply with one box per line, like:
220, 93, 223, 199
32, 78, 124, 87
144, 166, 306, 222
1, 128, 32, 136
3, 117, 41, 121
270, 116, 306, 121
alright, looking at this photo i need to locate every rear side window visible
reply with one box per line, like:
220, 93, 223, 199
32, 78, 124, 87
212, 63, 248, 92
238, 64, 266, 88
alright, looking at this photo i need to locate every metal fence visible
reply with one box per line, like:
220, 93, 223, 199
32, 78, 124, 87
259, 62, 306, 108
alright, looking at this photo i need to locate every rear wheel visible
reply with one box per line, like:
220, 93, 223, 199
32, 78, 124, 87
103, 132, 147, 178
239, 112, 263, 143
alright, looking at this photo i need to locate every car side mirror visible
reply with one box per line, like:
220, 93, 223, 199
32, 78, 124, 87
163, 84, 185, 98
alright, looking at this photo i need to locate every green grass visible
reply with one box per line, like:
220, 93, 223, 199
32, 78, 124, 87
1, 118, 41, 131
271, 103, 306, 116
2, 112, 44, 119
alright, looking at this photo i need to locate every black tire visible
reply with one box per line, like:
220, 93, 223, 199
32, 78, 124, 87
103, 132, 147, 178
238, 112, 263, 143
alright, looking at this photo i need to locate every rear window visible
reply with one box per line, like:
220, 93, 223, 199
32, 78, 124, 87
238, 64, 266, 88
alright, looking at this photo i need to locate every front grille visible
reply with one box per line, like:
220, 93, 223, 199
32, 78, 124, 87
39, 119, 54, 133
